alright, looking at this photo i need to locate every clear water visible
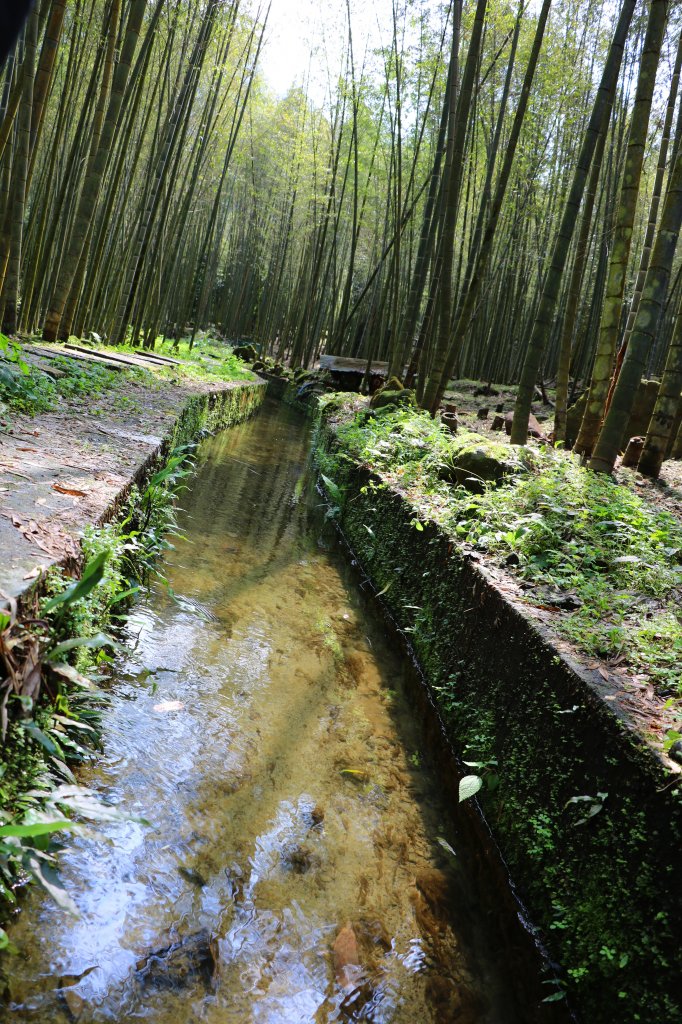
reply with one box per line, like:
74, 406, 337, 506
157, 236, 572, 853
4, 400, 530, 1023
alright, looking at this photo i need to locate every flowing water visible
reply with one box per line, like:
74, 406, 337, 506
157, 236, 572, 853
4, 400, 544, 1023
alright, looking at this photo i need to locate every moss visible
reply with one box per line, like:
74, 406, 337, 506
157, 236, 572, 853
312, 401, 682, 1024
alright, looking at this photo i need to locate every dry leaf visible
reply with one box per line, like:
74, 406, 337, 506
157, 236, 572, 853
52, 483, 87, 497
597, 667, 610, 681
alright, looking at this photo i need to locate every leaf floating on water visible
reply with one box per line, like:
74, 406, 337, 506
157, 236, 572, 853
153, 700, 185, 713
58, 964, 100, 989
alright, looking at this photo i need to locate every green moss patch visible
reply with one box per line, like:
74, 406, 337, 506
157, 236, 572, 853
313, 395, 682, 1024
323, 397, 682, 711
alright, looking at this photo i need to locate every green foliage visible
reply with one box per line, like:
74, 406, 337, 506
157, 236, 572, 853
0, 441, 196, 919
0, 340, 125, 417
326, 400, 682, 699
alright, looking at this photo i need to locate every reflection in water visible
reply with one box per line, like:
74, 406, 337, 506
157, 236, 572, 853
4, 400, 522, 1023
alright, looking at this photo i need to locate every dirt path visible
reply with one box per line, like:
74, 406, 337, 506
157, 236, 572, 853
0, 355, 261, 602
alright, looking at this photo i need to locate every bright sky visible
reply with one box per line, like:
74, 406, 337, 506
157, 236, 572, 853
260, 0, 400, 104
259, 0, 550, 104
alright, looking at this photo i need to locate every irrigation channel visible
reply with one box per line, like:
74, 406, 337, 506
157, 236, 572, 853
4, 399, 567, 1023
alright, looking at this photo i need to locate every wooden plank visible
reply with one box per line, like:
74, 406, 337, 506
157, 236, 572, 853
63, 342, 155, 370
23, 343, 125, 371
319, 354, 390, 374
132, 349, 184, 366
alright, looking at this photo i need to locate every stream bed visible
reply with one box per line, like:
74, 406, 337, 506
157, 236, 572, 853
4, 399, 553, 1023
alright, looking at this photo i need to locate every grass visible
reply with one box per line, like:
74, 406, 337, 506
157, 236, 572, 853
0, 347, 126, 416
89, 334, 257, 384
324, 396, 682, 713
0, 332, 255, 421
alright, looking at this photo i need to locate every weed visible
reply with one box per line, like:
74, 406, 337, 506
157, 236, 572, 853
324, 402, 682, 699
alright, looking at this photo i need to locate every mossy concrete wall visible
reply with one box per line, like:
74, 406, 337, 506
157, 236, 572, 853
314, 408, 681, 1024
102, 380, 267, 526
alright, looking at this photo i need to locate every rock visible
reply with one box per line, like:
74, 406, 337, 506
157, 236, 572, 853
369, 376, 416, 412
668, 739, 682, 765
232, 343, 257, 361
333, 922, 361, 990
546, 591, 582, 611
355, 918, 391, 956
58, 987, 85, 1021
425, 975, 483, 1024
439, 430, 521, 492
135, 929, 217, 990
302, 802, 325, 828
415, 866, 449, 914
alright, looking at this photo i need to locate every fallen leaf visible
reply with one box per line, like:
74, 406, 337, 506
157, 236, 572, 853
152, 700, 184, 713
16, 447, 38, 452
52, 483, 87, 497
23, 567, 43, 580
597, 667, 610, 681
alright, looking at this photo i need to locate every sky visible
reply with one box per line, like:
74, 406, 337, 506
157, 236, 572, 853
259, 0, 400, 104
258, 0, 550, 103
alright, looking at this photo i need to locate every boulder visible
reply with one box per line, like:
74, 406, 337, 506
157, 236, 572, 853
369, 376, 416, 411
440, 430, 520, 492
232, 343, 257, 361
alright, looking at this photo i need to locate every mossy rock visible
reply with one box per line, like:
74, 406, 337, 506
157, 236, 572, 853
440, 430, 520, 491
233, 343, 258, 361
369, 377, 416, 411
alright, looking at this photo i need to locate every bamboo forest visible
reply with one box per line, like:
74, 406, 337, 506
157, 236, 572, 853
0, 1, 681, 1023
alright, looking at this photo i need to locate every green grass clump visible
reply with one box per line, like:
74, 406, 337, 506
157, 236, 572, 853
0, 340, 132, 416
328, 401, 682, 703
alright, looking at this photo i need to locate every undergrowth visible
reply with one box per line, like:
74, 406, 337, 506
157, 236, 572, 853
323, 397, 682, 709
0, 335, 127, 416
87, 334, 256, 384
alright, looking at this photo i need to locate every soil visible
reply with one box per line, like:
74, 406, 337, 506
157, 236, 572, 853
0, 353, 254, 603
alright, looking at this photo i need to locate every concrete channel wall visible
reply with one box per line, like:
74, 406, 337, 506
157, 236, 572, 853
312, 403, 681, 1024
6, 379, 267, 611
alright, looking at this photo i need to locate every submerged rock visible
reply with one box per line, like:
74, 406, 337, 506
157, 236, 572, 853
135, 928, 218, 991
